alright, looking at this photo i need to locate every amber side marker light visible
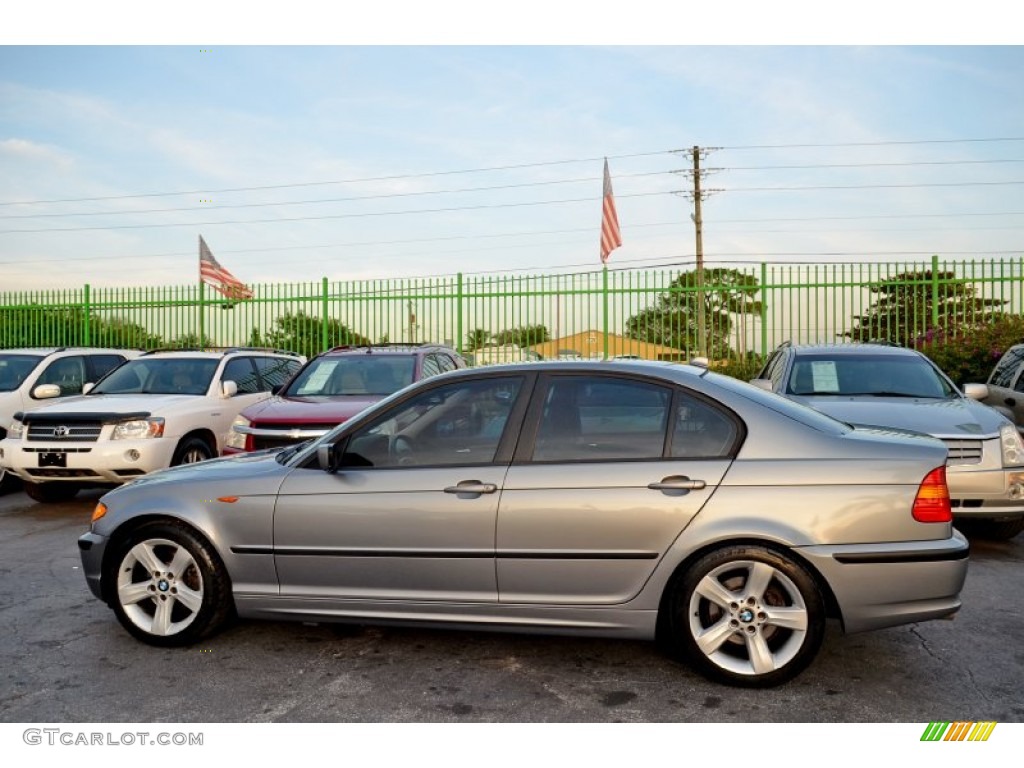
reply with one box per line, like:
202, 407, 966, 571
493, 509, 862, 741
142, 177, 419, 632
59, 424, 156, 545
913, 466, 952, 523
91, 502, 107, 524
216, 496, 239, 503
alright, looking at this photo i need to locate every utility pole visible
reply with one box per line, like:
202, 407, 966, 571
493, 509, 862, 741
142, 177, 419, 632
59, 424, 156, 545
675, 145, 719, 358
692, 146, 706, 358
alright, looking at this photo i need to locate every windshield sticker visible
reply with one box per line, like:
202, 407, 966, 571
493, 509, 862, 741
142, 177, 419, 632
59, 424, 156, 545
300, 361, 338, 394
811, 361, 840, 392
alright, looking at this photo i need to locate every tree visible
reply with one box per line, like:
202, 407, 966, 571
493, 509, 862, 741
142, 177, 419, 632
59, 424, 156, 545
493, 324, 550, 347
625, 268, 763, 358
0, 307, 163, 349
844, 269, 1004, 346
91, 317, 164, 349
465, 328, 492, 352
167, 332, 215, 349
259, 311, 370, 359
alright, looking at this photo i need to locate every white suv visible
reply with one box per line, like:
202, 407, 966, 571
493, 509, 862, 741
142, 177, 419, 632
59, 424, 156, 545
0, 347, 140, 494
0, 348, 304, 503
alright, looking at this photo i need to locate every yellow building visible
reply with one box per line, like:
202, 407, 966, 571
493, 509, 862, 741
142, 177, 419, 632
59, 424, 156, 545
528, 330, 686, 361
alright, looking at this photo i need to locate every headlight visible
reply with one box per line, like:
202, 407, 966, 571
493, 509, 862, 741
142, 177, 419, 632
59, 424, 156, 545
8, 420, 24, 439
112, 418, 165, 440
1000, 423, 1024, 466
225, 415, 250, 450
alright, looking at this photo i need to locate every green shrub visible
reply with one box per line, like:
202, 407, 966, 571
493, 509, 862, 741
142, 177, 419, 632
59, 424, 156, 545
914, 315, 1024, 386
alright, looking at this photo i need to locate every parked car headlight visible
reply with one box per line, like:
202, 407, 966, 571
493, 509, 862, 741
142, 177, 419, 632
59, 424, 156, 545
1000, 423, 1024, 466
225, 415, 250, 450
112, 418, 165, 440
8, 420, 24, 439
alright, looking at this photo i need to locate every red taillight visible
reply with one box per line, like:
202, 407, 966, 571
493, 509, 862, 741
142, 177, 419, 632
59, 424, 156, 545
913, 466, 952, 523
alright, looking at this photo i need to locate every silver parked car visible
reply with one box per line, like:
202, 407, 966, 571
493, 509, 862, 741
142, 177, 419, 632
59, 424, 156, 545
753, 342, 1024, 540
79, 360, 968, 687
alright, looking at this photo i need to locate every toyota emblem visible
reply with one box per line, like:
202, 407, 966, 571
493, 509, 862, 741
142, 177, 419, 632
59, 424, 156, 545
52, 425, 71, 438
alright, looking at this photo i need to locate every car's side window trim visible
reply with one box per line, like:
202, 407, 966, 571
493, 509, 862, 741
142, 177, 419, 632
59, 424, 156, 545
512, 370, 729, 462
301, 371, 537, 471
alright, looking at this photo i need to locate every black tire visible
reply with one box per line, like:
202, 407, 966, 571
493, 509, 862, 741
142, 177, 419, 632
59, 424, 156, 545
24, 481, 80, 503
106, 521, 233, 647
667, 545, 826, 688
956, 517, 1024, 541
0, 468, 22, 496
171, 437, 214, 466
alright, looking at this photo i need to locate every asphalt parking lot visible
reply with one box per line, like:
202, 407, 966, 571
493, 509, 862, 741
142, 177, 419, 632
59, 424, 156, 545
1, 488, 1022, 723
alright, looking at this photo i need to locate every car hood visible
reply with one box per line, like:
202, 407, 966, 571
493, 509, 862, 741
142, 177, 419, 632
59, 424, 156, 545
13, 393, 206, 419
242, 394, 382, 424
102, 448, 290, 496
793, 395, 1006, 438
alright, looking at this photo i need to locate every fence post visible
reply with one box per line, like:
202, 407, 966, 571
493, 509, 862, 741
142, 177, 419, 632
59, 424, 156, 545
456, 272, 464, 354
602, 267, 609, 359
83, 283, 91, 345
931, 254, 940, 331
321, 277, 329, 353
760, 262, 768, 356
198, 281, 205, 345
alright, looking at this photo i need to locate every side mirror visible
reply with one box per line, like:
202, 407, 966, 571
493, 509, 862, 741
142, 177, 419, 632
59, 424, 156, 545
317, 444, 339, 474
221, 380, 239, 398
83, 382, 95, 394
963, 383, 988, 401
749, 378, 774, 392
32, 384, 62, 399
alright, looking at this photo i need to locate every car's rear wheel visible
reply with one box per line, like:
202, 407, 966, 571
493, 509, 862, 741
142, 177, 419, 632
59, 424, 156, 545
24, 481, 80, 503
107, 522, 232, 646
669, 545, 825, 687
171, 437, 213, 466
956, 517, 1024, 541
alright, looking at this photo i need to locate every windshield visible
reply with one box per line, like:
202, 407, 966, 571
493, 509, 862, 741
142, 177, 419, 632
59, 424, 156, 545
785, 353, 957, 399
0, 354, 44, 392
90, 358, 219, 395
285, 356, 416, 397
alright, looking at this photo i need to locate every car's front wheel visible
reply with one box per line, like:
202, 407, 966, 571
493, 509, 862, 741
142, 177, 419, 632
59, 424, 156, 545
24, 481, 80, 503
171, 437, 213, 466
107, 522, 232, 646
0, 468, 21, 496
668, 545, 825, 687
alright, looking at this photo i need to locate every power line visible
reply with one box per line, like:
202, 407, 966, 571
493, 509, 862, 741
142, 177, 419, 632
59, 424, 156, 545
0, 150, 678, 207
0, 171, 674, 221
0, 190, 676, 235
720, 137, 1024, 150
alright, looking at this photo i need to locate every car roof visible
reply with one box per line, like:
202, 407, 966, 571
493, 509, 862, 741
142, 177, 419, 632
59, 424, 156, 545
784, 342, 918, 358
138, 347, 300, 359
321, 344, 458, 357
440, 358, 707, 379
0, 347, 139, 356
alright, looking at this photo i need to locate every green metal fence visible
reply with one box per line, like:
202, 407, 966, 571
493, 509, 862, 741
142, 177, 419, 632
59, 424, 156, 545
2, 256, 1022, 361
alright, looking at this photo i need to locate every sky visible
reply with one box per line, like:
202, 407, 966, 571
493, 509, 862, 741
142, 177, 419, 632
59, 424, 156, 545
1, 5, 1023, 293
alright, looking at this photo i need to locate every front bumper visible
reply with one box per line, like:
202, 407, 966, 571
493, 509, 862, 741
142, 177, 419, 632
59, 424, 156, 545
798, 530, 970, 634
947, 464, 1024, 519
1, 437, 179, 484
78, 531, 109, 601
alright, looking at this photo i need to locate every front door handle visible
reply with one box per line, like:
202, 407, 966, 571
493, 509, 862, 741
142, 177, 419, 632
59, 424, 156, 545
648, 475, 707, 491
444, 481, 498, 495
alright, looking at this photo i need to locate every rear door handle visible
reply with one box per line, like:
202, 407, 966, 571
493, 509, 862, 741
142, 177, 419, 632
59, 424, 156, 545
648, 476, 707, 491
444, 481, 498, 495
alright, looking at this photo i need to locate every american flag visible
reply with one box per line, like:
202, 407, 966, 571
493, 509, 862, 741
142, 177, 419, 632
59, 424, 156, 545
599, 158, 622, 264
199, 236, 254, 300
